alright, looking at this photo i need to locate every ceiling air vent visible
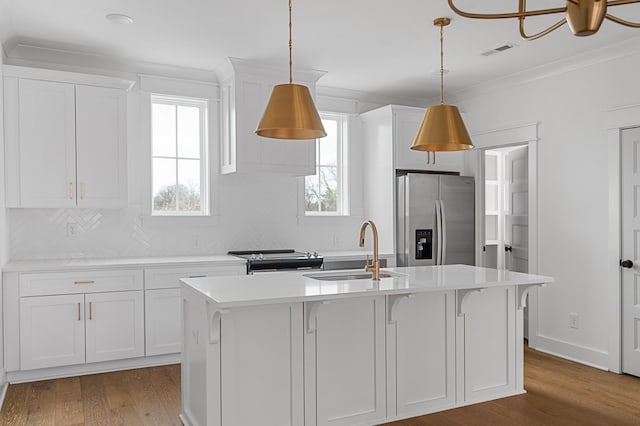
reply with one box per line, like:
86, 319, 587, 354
481, 43, 515, 56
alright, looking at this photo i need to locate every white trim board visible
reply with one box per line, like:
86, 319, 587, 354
0, 381, 7, 413
468, 123, 540, 347
534, 334, 610, 371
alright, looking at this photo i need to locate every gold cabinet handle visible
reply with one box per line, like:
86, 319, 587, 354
69, 182, 74, 200
74, 280, 95, 285
77, 302, 81, 321
79, 182, 85, 200
89, 302, 92, 320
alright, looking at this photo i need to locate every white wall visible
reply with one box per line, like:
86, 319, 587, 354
458, 47, 640, 368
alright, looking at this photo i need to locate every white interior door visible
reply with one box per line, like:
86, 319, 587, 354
505, 146, 529, 273
621, 126, 640, 377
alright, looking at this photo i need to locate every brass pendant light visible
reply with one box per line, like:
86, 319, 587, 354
448, 0, 640, 41
411, 17, 473, 153
255, 0, 326, 140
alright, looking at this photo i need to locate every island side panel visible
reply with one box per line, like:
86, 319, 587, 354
220, 303, 303, 426
386, 291, 456, 419
456, 285, 518, 404
305, 296, 386, 426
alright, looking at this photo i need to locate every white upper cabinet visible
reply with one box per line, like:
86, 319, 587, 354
75, 85, 127, 208
361, 104, 465, 173
13, 79, 77, 208
4, 66, 132, 208
216, 58, 324, 175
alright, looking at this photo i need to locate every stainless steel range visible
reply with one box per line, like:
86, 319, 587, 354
228, 249, 323, 274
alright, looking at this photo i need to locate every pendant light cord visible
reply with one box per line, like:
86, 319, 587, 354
289, 0, 293, 84
439, 22, 445, 105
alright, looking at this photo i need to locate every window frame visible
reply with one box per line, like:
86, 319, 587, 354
150, 94, 210, 217
304, 112, 350, 216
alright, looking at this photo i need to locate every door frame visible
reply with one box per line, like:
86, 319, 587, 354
606, 103, 640, 373
471, 123, 539, 345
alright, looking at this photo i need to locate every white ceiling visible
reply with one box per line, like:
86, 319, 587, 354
1, 0, 640, 102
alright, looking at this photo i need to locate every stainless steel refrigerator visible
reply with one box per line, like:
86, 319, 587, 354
396, 173, 475, 267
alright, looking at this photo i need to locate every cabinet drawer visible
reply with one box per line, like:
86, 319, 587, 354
20, 269, 143, 296
144, 265, 245, 289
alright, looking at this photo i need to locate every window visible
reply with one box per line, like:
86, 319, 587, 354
305, 113, 349, 215
151, 95, 209, 216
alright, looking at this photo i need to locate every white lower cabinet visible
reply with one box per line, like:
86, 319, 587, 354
386, 291, 456, 418
145, 288, 182, 356
85, 291, 144, 363
19, 294, 85, 370
304, 296, 387, 426
457, 286, 517, 403
220, 304, 304, 425
19, 290, 143, 370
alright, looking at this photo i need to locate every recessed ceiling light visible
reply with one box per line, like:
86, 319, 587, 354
106, 13, 134, 25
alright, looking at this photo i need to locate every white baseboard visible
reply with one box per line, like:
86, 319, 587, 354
6, 353, 180, 384
532, 334, 609, 371
0, 381, 8, 413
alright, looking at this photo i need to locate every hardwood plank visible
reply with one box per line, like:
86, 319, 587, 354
79, 373, 110, 425
103, 370, 143, 426
25, 380, 56, 426
53, 376, 84, 426
0, 380, 29, 426
123, 368, 171, 425
147, 367, 182, 425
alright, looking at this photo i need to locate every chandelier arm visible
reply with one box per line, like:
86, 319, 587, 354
448, 0, 566, 19
605, 13, 640, 27
519, 17, 567, 40
608, 0, 640, 6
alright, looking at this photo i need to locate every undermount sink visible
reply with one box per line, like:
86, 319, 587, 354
304, 270, 406, 281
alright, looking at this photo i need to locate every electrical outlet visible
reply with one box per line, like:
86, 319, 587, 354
192, 235, 201, 250
67, 223, 80, 237
569, 313, 580, 329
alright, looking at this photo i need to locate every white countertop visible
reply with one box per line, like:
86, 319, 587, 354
181, 264, 554, 308
1, 251, 393, 273
2, 255, 246, 272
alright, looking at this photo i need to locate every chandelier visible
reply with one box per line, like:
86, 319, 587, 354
448, 0, 640, 40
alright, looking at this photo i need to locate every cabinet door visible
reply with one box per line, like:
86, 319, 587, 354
19, 294, 85, 370
85, 291, 144, 363
17, 79, 77, 207
387, 292, 455, 417
75, 85, 127, 208
458, 286, 516, 403
221, 303, 304, 426
305, 296, 386, 426
145, 288, 181, 356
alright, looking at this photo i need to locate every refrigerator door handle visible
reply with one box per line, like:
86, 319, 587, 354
440, 199, 447, 265
435, 199, 442, 265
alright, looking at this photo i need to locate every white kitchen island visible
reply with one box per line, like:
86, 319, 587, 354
180, 265, 553, 426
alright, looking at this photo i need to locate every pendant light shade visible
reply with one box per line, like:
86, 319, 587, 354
411, 17, 473, 152
256, 83, 326, 139
255, 0, 326, 140
412, 104, 472, 151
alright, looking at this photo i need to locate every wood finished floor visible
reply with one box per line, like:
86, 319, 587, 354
1, 346, 640, 425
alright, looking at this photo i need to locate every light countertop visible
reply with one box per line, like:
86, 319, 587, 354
2, 255, 246, 272
1, 251, 391, 273
181, 264, 554, 308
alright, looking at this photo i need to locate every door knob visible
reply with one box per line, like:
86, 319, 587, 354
505, 245, 512, 252
620, 259, 634, 268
